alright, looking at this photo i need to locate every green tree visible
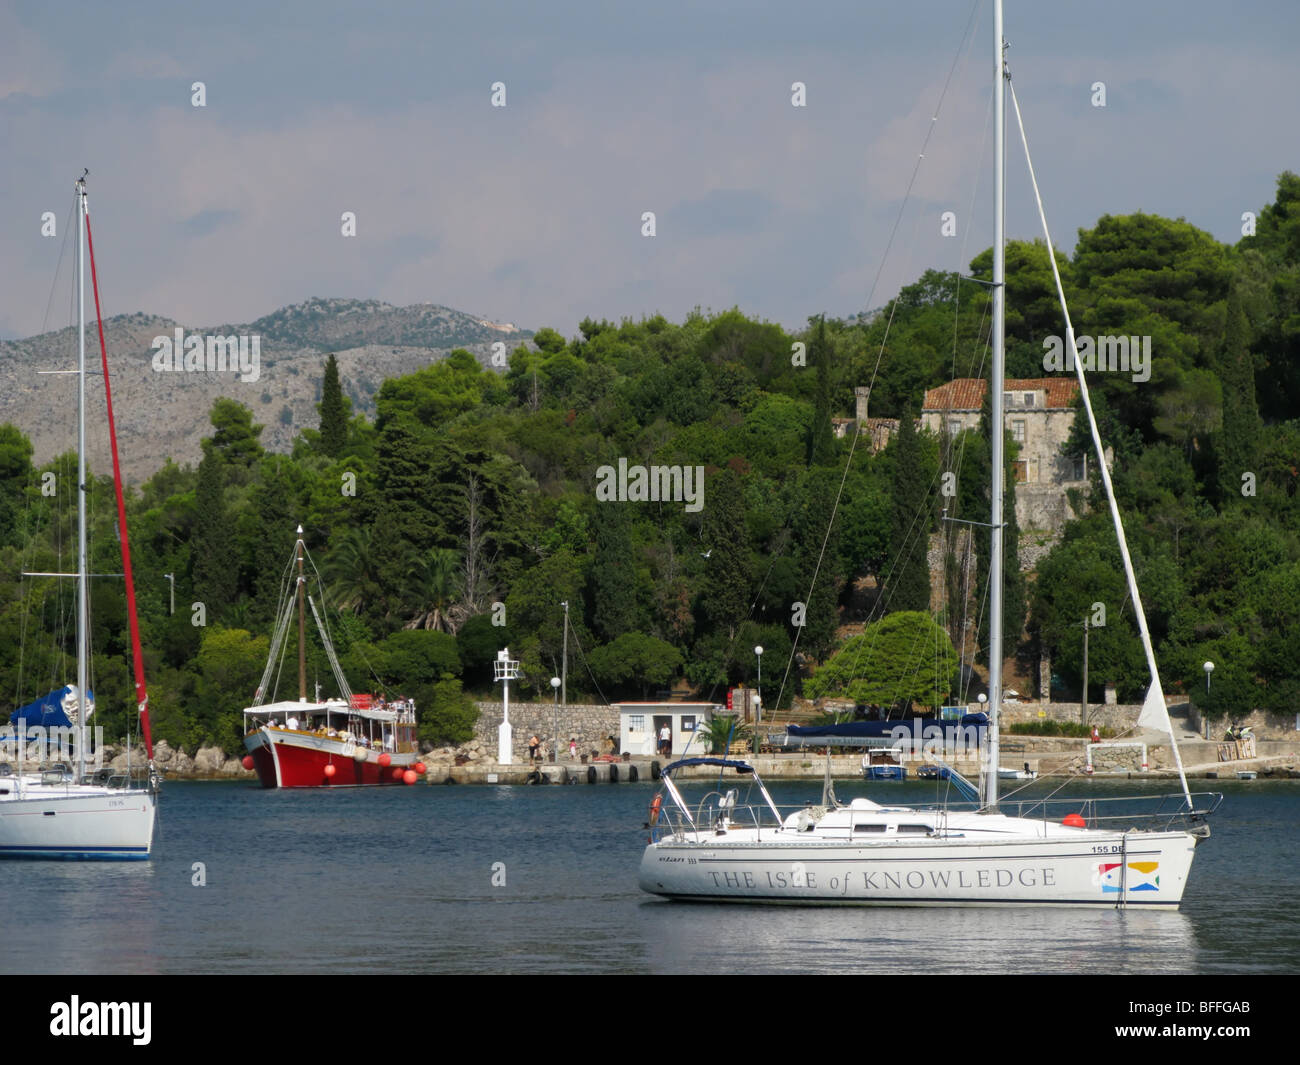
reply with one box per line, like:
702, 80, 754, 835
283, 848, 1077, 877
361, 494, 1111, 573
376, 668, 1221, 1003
205, 398, 265, 472
194, 628, 270, 751
587, 632, 684, 698
806, 316, 836, 466
886, 402, 931, 612
417, 676, 478, 746
318, 353, 349, 458
805, 612, 958, 712
696, 469, 750, 640
588, 502, 649, 641
0, 423, 34, 548
405, 547, 462, 632
1216, 285, 1261, 504
191, 447, 238, 617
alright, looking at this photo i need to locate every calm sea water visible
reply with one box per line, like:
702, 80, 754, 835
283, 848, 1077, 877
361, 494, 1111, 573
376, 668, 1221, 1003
3, 777, 1295, 974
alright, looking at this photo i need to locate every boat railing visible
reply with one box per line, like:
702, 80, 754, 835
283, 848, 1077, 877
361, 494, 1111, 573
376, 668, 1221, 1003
997, 791, 1223, 832
652, 789, 1222, 842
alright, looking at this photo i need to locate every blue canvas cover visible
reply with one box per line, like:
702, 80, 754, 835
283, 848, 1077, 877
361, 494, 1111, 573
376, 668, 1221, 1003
9, 686, 76, 731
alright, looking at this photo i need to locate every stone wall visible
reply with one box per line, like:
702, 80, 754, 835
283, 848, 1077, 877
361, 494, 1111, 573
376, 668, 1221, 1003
997, 701, 1141, 732
1185, 706, 1300, 742
471, 701, 620, 761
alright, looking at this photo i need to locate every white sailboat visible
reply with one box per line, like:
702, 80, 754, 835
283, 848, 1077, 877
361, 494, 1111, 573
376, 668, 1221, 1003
638, 1, 1219, 907
0, 174, 158, 859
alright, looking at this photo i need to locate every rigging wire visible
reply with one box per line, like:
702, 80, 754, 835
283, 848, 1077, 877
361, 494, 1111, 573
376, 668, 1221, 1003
770, 0, 987, 720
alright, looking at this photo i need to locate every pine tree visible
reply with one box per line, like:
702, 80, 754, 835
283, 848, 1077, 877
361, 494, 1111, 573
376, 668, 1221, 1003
319, 354, 349, 458
887, 403, 931, 612
1217, 285, 1260, 505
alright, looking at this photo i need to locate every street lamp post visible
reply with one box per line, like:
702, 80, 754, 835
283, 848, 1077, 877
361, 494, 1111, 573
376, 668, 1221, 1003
754, 646, 763, 727
550, 676, 561, 763
1203, 661, 1214, 739
560, 601, 569, 707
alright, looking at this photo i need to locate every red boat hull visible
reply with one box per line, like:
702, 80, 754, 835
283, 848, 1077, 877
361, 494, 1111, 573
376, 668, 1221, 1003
244, 729, 419, 789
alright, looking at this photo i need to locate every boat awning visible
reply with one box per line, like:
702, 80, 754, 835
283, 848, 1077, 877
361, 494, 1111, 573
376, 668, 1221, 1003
242, 700, 400, 722
662, 757, 754, 775
9, 686, 76, 730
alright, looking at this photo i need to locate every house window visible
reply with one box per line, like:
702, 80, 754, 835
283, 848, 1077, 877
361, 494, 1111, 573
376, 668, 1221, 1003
681, 716, 696, 732
948, 419, 961, 436
1023, 393, 1036, 407
629, 715, 645, 732
1011, 419, 1026, 443
1014, 461, 1028, 483
1003, 391, 1013, 408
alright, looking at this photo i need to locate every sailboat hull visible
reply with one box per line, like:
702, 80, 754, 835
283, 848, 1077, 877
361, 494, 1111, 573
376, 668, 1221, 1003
0, 787, 156, 860
640, 830, 1199, 909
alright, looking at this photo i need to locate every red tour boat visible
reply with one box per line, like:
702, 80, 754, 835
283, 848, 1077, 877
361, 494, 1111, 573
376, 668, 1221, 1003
241, 529, 422, 788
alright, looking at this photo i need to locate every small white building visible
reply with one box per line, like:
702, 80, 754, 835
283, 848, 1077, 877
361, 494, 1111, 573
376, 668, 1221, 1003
618, 702, 717, 759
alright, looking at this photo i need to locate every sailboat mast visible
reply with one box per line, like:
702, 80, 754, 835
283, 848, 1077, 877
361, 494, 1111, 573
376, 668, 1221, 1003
76, 177, 89, 784
984, 0, 1006, 808
297, 525, 307, 701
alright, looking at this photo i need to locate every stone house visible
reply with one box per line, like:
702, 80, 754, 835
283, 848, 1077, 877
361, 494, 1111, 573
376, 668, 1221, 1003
921, 377, 1094, 534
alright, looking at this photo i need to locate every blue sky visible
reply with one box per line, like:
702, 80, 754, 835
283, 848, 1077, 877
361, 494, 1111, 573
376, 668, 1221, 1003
2, 0, 1297, 340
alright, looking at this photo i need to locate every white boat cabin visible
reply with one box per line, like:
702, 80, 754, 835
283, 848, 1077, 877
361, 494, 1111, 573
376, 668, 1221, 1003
244, 696, 418, 754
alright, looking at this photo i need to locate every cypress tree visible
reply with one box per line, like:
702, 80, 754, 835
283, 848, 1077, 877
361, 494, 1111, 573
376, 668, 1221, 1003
698, 469, 750, 641
1217, 285, 1260, 505
191, 449, 238, 618
588, 502, 644, 641
806, 316, 836, 466
319, 354, 348, 458
887, 402, 931, 613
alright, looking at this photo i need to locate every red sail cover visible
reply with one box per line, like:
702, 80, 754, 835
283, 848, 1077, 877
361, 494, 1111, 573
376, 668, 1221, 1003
84, 205, 153, 760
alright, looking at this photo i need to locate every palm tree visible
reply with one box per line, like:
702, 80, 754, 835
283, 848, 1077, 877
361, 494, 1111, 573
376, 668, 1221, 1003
405, 547, 463, 632
323, 525, 383, 614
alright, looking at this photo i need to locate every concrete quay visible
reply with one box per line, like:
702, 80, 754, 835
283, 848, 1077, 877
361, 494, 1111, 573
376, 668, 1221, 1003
421, 741, 1300, 786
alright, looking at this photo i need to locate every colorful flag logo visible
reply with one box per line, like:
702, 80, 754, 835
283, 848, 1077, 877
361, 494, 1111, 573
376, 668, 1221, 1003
1097, 860, 1160, 892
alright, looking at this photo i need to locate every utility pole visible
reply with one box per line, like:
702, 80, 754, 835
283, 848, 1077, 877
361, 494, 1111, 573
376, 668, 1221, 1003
560, 600, 569, 707
1081, 614, 1089, 728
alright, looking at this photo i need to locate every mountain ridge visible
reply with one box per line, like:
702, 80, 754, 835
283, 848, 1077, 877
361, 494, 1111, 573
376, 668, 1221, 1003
0, 297, 533, 483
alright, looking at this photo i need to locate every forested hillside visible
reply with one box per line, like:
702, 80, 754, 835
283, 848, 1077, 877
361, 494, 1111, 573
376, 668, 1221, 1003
3, 172, 1296, 754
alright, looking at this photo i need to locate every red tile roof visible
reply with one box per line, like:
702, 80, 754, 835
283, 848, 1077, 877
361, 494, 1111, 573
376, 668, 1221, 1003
922, 377, 1078, 412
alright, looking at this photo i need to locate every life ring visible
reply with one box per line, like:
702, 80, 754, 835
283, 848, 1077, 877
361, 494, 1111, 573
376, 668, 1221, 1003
649, 793, 663, 825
